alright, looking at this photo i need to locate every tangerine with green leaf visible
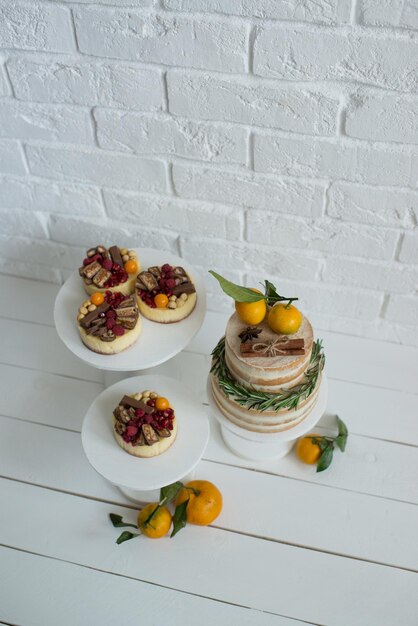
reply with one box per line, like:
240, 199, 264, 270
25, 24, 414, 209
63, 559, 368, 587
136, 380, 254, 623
235, 289, 266, 325
137, 503, 171, 538
175, 480, 223, 526
295, 435, 322, 465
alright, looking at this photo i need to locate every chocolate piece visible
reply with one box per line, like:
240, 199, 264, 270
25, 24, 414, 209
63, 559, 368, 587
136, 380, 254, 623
173, 266, 187, 276
138, 271, 158, 291
136, 279, 147, 291
119, 395, 155, 414
117, 316, 137, 329
96, 245, 106, 254
133, 429, 146, 446
87, 248, 96, 258
148, 266, 161, 279
79, 302, 110, 329
114, 405, 132, 424
109, 245, 124, 269
171, 281, 196, 297
80, 260, 102, 279
114, 421, 126, 436
142, 424, 159, 445
92, 268, 112, 287
154, 427, 171, 438
115, 306, 137, 318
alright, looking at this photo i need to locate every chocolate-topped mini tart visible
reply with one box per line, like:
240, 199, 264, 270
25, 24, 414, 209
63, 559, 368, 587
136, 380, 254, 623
136, 263, 197, 323
77, 291, 142, 355
78, 245, 140, 296
112, 390, 177, 458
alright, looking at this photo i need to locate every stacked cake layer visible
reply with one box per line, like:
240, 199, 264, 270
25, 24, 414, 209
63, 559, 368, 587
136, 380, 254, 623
211, 312, 323, 434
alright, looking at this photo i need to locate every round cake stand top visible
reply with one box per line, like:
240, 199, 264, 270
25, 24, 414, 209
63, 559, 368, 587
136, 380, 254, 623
54, 248, 206, 371
82, 375, 210, 492
207, 374, 328, 444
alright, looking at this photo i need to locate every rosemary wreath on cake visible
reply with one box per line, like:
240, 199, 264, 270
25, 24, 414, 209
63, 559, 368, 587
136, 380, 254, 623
211, 336, 325, 413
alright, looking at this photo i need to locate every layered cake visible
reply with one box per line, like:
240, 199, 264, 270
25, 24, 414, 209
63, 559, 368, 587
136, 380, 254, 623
209, 274, 325, 434
77, 291, 141, 354
136, 263, 196, 323
78, 245, 139, 296
113, 391, 177, 457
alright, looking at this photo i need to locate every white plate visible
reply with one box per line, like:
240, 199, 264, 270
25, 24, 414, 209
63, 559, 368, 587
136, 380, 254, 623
54, 248, 206, 371
82, 375, 210, 492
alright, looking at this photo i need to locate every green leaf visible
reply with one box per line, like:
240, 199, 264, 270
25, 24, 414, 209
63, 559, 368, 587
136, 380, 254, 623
171, 498, 189, 538
109, 513, 137, 529
209, 271, 265, 302
336, 416, 348, 452
335, 434, 347, 453
264, 280, 278, 301
316, 444, 334, 473
116, 531, 139, 545
160, 482, 183, 505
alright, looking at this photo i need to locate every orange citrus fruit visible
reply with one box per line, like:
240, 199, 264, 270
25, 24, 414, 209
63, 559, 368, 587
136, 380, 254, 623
91, 292, 105, 306
295, 435, 322, 464
154, 293, 169, 308
137, 503, 171, 539
155, 397, 170, 411
124, 260, 138, 274
175, 480, 222, 526
235, 289, 266, 325
267, 303, 302, 335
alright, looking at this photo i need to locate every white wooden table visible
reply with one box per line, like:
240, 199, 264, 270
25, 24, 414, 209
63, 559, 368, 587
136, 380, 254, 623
1, 274, 417, 626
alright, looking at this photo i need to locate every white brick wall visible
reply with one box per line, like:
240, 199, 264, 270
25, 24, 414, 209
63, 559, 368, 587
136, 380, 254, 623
1, 0, 418, 347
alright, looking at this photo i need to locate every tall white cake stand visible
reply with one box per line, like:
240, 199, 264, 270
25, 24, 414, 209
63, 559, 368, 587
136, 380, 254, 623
82, 375, 210, 503
54, 248, 206, 385
207, 375, 328, 461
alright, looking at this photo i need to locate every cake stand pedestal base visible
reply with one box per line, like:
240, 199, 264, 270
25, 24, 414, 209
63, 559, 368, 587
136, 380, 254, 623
117, 469, 196, 504
207, 375, 328, 462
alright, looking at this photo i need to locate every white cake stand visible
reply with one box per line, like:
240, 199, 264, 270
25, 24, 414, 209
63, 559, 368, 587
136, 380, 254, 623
82, 375, 210, 503
207, 375, 328, 461
54, 248, 206, 383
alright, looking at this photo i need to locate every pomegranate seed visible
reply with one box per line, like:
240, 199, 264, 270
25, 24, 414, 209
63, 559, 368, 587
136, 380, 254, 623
113, 325, 125, 336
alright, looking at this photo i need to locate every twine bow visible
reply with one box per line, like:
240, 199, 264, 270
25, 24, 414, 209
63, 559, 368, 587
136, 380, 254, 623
251, 337, 292, 357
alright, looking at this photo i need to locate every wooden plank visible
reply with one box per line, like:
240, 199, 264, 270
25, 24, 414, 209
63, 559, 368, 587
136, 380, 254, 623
326, 378, 418, 446
189, 311, 418, 394
0, 318, 102, 383
205, 414, 418, 505
0, 274, 58, 326
0, 364, 103, 431
1, 417, 417, 570
0, 547, 296, 626
1, 479, 417, 626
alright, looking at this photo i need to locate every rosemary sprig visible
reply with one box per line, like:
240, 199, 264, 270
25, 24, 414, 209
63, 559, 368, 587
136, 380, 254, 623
211, 336, 325, 413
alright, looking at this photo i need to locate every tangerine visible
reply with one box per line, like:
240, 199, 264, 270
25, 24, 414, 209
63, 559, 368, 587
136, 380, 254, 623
154, 293, 169, 308
175, 480, 222, 526
124, 260, 138, 274
295, 435, 322, 465
137, 503, 171, 538
155, 397, 170, 411
267, 303, 302, 335
91, 292, 105, 306
235, 289, 266, 325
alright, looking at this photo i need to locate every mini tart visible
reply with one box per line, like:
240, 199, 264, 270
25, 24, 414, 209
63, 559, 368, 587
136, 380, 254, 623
78, 244, 140, 296
112, 391, 177, 458
136, 263, 197, 323
77, 292, 141, 355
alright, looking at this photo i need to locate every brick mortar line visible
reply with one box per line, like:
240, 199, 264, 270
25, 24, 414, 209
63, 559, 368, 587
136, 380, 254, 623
2, 171, 418, 197
4, 49, 418, 98
32, 0, 418, 40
